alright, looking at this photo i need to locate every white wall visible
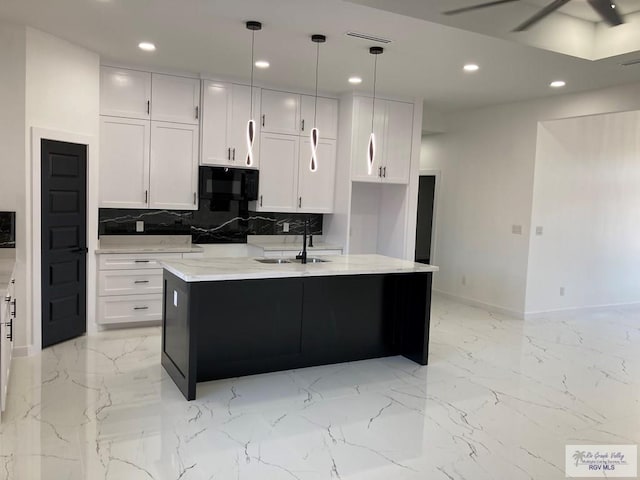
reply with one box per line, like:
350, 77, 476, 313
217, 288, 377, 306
0, 21, 27, 349
423, 81, 640, 317
526, 111, 640, 314
23, 28, 100, 351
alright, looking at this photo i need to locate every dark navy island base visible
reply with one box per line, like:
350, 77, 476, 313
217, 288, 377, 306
161, 270, 433, 400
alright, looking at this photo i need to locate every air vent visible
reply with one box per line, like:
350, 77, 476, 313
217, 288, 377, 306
345, 31, 392, 44
621, 59, 640, 66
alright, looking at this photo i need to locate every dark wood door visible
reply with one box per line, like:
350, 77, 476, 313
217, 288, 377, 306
41, 139, 87, 348
415, 175, 436, 264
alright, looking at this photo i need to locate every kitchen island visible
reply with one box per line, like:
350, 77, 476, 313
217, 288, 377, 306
160, 255, 438, 400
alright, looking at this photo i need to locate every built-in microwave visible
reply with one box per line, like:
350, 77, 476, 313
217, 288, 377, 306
198, 167, 259, 201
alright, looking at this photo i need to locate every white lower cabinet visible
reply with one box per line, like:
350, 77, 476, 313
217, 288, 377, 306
1, 269, 15, 418
97, 252, 183, 325
98, 294, 163, 325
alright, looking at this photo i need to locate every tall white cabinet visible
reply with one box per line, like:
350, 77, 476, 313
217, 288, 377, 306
99, 66, 200, 210
324, 93, 421, 261
253, 89, 338, 214
350, 96, 414, 184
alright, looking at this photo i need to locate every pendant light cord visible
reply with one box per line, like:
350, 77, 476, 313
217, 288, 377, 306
314, 42, 320, 127
371, 53, 378, 134
250, 29, 255, 119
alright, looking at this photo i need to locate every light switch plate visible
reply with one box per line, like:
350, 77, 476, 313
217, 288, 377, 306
136, 221, 144, 232
173, 291, 178, 307
512, 225, 522, 235
536, 226, 543, 236
283, 222, 290, 233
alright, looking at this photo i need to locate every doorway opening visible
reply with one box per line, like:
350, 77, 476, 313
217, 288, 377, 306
414, 174, 437, 265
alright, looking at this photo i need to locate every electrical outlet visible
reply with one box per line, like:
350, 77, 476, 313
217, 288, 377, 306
462, 275, 466, 286
283, 222, 290, 233
136, 221, 144, 232
560, 287, 565, 296
512, 225, 522, 235
536, 226, 543, 236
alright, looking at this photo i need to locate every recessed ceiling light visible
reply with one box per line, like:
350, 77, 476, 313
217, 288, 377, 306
348, 76, 363, 85
255, 60, 270, 69
138, 42, 156, 52
550, 80, 566, 88
463, 64, 479, 72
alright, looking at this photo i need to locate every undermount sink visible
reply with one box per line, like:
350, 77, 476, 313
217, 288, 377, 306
288, 257, 330, 263
255, 258, 292, 264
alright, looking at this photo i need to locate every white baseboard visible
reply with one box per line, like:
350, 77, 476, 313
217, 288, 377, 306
433, 289, 524, 319
12, 345, 31, 357
524, 301, 640, 320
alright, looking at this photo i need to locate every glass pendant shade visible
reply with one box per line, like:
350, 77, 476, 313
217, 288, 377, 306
246, 21, 262, 168
368, 46, 383, 175
246, 119, 255, 167
310, 127, 319, 172
367, 132, 376, 175
310, 34, 326, 173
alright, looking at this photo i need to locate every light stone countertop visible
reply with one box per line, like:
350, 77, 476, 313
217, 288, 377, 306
161, 254, 438, 283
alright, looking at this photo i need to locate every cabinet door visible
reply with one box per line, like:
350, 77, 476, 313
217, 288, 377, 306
151, 74, 200, 125
99, 116, 150, 208
383, 100, 414, 184
260, 90, 300, 135
100, 67, 151, 119
201, 81, 232, 166
149, 121, 199, 210
257, 133, 299, 212
228, 84, 261, 169
298, 137, 336, 213
0, 300, 11, 413
300, 95, 338, 140
351, 96, 386, 182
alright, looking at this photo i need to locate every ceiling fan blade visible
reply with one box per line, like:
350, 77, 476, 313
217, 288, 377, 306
443, 0, 520, 16
512, 0, 571, 31
587, 0, 624, 26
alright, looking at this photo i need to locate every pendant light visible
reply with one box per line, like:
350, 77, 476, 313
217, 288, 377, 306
309, 34, 326, 173
367, 46, 383, 176
245, 21, 262, 168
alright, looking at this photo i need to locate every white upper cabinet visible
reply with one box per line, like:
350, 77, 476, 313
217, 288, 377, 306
200, 81, 231, 166
350, 96, 413, 184
99, 116, 150, 208
201, 81, 260, 168
261, 90, 300, 135
297, 137, 336, 213
254, 132, 299, 212
151, 74, 200, 125
351, 96, 387, 182
100, 67, 151, 120
149, 122, 199, 210
300, 95, 338, 140
383, 100, 414, 184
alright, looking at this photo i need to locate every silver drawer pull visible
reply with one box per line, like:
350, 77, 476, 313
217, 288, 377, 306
134, 280, 150, 284
134, 306, 149, 311
134, 260, 151, 263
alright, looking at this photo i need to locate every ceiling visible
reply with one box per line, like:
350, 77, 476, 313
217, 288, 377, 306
2, 0, 640, 112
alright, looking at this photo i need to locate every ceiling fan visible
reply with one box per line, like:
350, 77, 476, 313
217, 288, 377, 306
443, 0, 625, 31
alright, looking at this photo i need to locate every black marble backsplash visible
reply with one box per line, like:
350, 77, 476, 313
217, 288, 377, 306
0, 211, 16, 248
99, 201, 322, 244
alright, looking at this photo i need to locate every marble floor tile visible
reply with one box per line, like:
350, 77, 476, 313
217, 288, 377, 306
1, 295, 639, 479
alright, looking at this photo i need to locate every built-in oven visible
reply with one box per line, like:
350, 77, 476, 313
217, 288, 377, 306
198, 167, 259, 201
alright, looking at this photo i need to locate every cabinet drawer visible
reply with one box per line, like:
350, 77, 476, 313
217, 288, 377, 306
97, 294, 162, 325
98, 253, 181, 270
98, 269, 162, 297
